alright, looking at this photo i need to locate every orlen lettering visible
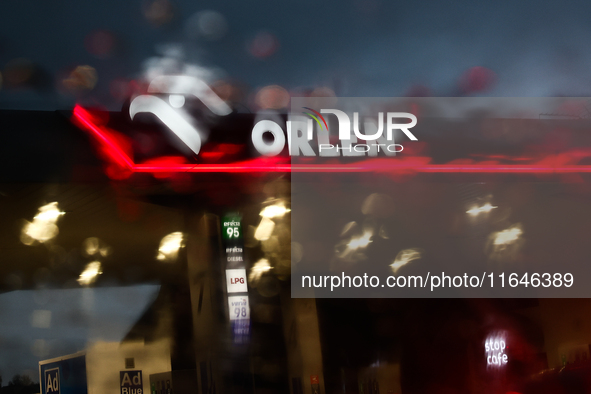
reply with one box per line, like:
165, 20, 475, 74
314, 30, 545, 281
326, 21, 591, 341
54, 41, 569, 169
251, 111, 417, 157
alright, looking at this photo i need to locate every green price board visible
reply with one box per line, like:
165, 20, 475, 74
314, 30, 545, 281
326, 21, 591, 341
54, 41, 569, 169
222, 215, 242, 241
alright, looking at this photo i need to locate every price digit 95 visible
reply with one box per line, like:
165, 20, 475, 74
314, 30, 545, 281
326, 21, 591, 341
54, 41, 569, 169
227, 227, 240, 238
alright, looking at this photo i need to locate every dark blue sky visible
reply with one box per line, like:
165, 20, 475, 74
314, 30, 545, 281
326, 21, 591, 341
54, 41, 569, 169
1, 0, 591, 111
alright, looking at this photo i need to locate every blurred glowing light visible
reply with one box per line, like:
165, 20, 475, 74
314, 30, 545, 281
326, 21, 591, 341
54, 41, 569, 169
255, 217, 275, 241
30, 310, 52, 329
493, 226, 522, 246
488, 224, 524, 261
31, 339, 50, 358
248, 31, 279, 58
143, 0, 174, 26
85, 30, 117, 58
390, 248, 421, 273
157, 232, 184, 261
249, 258, 272, 283
310, 87, 336, 98
83, 237, 111, 257
4, 58, 35, 87
255, 85, 290, 109
260, 203, 290, 218
78, 261, 102, 286
34, 202, 65, 222
185, 10, 228, 41
460, 66, 496, 94
21, 202, 65, 245
62, 65, 97, 92
83, 237, 100, 256
467, 203, 497, 216
347, 231, 372, 250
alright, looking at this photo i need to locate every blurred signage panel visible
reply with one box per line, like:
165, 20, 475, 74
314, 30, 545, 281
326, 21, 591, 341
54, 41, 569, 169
227, 295, 250, 321
39, 353, 87, 394
231, 319, 250, 344
225, 269, 247, 293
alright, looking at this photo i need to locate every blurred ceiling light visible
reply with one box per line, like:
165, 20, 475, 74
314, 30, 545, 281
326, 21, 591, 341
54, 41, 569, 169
62, 65, 98, 93
83, 237, 100, 256
254, 217, 275, 241
340, 221, 358, 237
21, 202, 65, 245
255, 85, 290, 109
390, 248, 421, 273
260, 203, 290, 218
78, 261, 102, 286
249, 258, 272, 284
83, 237, 112, 258
248, 31, 279, 58
310, 87, 336, 98
492, 226, 523, 246
99, 246, 112, 257
467, 203, 497, 216
157, 232, 185, 262
4, 58, 35, 88
85, 30, 117, 59
347, 230, 372, 250
143, 0, 174, 26
34, 202, 65, 222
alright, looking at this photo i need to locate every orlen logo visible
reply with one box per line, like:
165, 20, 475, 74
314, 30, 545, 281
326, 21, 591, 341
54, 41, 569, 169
45, 368, 59, 394
128, 77, 417, 158
129, 75, 232, 155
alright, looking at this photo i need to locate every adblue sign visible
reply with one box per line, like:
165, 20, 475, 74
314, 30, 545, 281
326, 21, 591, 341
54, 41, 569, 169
45, 368, 60, 394
120, 371, 143, 394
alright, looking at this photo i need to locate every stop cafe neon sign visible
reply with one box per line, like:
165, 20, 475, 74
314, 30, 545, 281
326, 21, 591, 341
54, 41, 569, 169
485, 334, 508, 367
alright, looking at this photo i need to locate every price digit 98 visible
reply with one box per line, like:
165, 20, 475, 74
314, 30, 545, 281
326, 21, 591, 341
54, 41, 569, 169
234, 307, 247, 319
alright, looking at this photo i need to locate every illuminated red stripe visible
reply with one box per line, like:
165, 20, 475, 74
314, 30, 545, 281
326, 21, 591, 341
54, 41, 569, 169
72, 105, 591, 175
73, 105, 135, 169
131, 164, 591, 173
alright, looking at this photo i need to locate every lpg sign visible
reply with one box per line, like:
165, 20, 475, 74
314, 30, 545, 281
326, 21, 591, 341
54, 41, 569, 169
226, 268, 248, 293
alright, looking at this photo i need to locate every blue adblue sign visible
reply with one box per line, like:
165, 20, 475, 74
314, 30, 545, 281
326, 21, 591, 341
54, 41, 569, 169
45, 368, 60, 394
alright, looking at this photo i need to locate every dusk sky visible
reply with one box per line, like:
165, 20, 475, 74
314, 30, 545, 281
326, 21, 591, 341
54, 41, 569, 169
0, 285, 160, 382
1, 0, 591, 111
